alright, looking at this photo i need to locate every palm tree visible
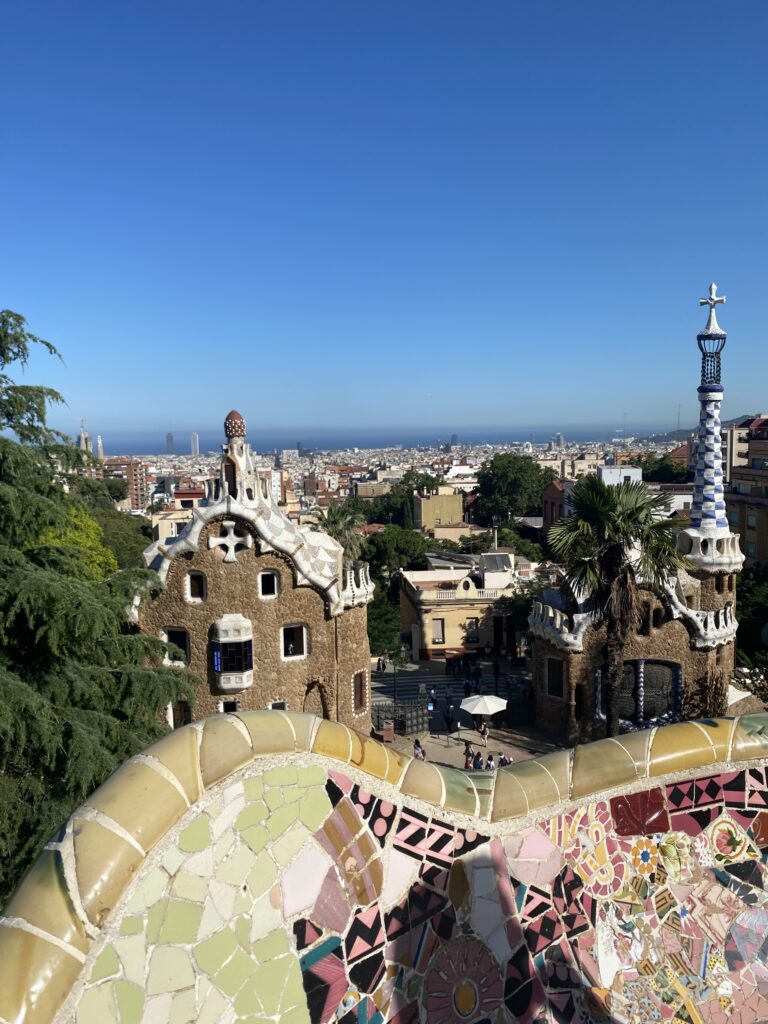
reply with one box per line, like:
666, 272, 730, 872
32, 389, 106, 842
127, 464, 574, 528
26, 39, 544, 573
548, 475, 686, 737
312, 502, 366, 562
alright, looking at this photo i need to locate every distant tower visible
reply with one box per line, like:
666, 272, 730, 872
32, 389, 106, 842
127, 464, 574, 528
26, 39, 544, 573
676, 284, 743, 678
190, 431, 200, 457
166, 432, 174, 455
96, 434, 105, 461
76, 419, 93, 454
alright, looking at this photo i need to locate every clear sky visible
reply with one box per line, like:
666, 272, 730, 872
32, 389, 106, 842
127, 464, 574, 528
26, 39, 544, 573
3, 1, 767, 444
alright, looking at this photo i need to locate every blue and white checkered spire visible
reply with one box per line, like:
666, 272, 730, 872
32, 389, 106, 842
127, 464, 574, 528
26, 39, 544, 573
691, 284, 728, 529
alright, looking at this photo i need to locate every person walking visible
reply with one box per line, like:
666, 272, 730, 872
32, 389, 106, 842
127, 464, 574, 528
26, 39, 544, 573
479, 721, 489, 747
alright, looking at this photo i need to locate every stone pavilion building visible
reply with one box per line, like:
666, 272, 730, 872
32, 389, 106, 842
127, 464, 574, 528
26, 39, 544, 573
529, 285, 744, 742
139, 410, 375, 731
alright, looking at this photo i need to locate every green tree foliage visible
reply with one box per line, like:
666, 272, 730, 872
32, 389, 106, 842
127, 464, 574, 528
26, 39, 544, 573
0, 313, 193, 906
737, 562, 768, 670
366, 586, 402, 657
311, 501, 366, 561
363, 524, 429, 587
458, 527, 542, 561
476, 454, 556, 524
368, 470, 443, 527
638, 453, 691, 483
548, 475, 685, 737
70, 477, 152, 569
35, 502, 119, 580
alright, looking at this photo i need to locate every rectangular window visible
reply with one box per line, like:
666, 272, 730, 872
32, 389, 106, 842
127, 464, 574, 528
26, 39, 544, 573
282, 625, 307, 659
172, 701, 193, 728
353, 671, 367, 711
466, 617, 479, 644
166, 629, 189, 664
260, 572, 279, 598
212, 640, 253, 673
188, 572, 206, 600
268, 700, 287, 710
546, 658, 565, 699
747, 513, 757, 529
221, 699, 240, 713
746, 541, 757, 557
432, 618, 445, 644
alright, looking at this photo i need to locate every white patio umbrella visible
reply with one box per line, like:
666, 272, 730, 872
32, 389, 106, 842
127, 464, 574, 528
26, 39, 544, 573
459, 694, 507, 716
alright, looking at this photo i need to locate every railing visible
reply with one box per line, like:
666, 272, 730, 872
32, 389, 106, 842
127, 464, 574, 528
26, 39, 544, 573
417, 588, 501, 602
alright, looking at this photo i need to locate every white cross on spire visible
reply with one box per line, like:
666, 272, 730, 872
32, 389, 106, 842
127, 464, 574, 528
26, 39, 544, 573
699, 282, 726, 334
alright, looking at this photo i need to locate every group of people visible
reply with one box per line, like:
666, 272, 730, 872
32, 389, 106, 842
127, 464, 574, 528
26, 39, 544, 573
375, 656, 388, 673
463, 740, 512, 771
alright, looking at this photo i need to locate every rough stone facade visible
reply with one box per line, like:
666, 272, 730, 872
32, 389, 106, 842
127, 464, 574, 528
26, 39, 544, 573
138, 412, 374, 733
532, 582, 737, 744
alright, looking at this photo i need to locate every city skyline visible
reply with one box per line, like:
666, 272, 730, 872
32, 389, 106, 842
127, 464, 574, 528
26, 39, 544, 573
5, 2, 768, 431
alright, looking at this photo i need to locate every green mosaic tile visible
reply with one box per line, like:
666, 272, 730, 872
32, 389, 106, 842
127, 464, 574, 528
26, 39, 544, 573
146, 947, 195, 995
281, 1005, 312, 1024
267, 802, 299, 838
265, 765, 298, 787
161, 844, 186, 875
265, 787, 284, 811
243, 778, 264, 801
172, 872, 207, 902
284, 786, 305, 804
169, 987, 196, 1024
299, 788, 332, 831
250, 893, 282, 941
241, 825, 270, 854
194, 927, 238, 975
233, 975, 264, 1016
236, 801, 268, 830
298, 765, 326, 787
271, 822, 310, 866
146, 899, 168, 943
118, 917, 144, 937
157, 900, 203, 944
126, 865, 169, 913
247, 851, 278, 898
197, 901, 224, 941
114, 934, 147, 986
235, 915, 250, 951
252, 956, 294, 1016
114, 980, 144, 1024
214, 946, 258, 996
216, 844, 257, 886
90, 945, 120, 983
197, 985, 229, 1024
252, 928, 290, 963
178, 816, 211, 854
76, 983, 117, 1023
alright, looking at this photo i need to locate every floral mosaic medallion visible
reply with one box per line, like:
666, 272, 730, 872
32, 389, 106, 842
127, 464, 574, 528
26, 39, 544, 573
421, 936, 502, 1023
50, 754, 768, 1024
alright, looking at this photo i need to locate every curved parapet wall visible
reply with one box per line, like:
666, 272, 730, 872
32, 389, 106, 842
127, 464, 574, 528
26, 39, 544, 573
4, 712, 768, 1022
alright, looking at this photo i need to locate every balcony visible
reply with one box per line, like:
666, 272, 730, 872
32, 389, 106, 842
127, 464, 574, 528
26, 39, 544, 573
417, 588, 502, 602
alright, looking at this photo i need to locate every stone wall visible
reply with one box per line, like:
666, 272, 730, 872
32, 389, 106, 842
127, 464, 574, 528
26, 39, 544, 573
139, 518, 372, 730
5, 711, 768, 1022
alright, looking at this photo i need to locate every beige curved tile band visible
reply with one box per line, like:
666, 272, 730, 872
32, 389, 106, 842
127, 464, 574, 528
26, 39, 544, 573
1, 709, 768, 1024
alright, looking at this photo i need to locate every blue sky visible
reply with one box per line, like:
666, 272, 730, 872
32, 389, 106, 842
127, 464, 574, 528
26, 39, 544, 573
3, 1, 767, 443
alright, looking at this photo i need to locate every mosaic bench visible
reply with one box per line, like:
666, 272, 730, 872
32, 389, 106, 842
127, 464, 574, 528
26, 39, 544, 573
3, 711, 768, 1023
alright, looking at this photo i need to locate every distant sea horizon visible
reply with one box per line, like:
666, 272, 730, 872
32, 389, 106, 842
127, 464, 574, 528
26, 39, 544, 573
85, 423, 682, 458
